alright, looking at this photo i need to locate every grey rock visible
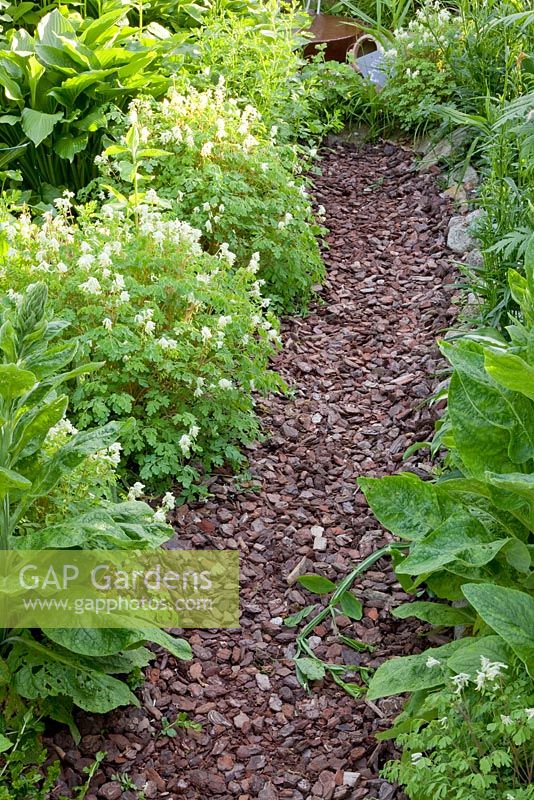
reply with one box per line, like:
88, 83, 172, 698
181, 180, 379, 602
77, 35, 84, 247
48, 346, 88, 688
465, 248, 484, 268
447, 209, 486, 253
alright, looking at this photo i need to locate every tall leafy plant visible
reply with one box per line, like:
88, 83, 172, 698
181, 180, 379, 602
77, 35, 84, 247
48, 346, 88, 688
360, 241, 534, 700
0, 283, 191, 738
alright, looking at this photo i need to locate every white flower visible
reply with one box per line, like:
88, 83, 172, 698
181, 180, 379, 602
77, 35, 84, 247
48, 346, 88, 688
102, 317, 113, 330
525, 708, 534, 720
57, 261, 68, 273
196, 273, 211, 284
179, 434, 192, 454
190, 424, 200, 438
113, 273, 126, 290
451, 673, 470, 693
426, 656, 441, 668
218, 378, 233, 390
201, 141, 214, 158
162, 491, 176, 511
153, 508, 167, 522
479, 657, 507, 680
500, 715, 513, 726
127, 481, 145, 500
201, 326, 212, 342
218, 243, 236, 266
157, 336, 178, 351
437, 717, 447, 727
144, 320, 156, 335
77, 253, 95, 270
119, 290, 130, 303
218, 315, 232, 328
79, 277, 101, 295
411, 752, 423, 764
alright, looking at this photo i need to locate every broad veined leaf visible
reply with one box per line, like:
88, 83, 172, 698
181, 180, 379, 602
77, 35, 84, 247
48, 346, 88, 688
55, 134, 89, 161
366, 638, 469, 700
20, 108, 64, 147
49, 71, 113, 106
0, 364, 37, 400
80, 9, 128, 47
36, 9, 76, 46
8, 637, 140, 713
44, 626, 192, 661
11, 394, 69, 460
448, 368, 534, 475
484, 348, 534, 400
297, 574, 337, 595
445, 635, 512, 675
462, 583, 534, 676
392, 601, 474, 626
0, 467, 32, 497
395, 511, 507, 576
358, 473, 443, 540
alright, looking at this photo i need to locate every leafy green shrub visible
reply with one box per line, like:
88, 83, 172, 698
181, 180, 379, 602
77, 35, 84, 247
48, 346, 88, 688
361, 241, 534, 699
0, 283, 191, 737
98, 85, 325, 313
0, 196, 283, 491
382, 656, 534, 800
179, 2, 322, 142
378, 1, 461, 132
0, 7, 169, 194
0, 704, 60, 800
450, 95, 534, 327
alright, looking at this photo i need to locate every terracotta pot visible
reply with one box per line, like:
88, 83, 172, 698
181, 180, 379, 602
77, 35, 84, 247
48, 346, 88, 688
303, 14, 361, 62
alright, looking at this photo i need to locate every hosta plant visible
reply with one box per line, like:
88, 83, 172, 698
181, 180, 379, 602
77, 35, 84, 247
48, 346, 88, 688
0, 7, 169, 194
0, 283, 191, 738
97, 84, 325, 313
0, 194, 283, 491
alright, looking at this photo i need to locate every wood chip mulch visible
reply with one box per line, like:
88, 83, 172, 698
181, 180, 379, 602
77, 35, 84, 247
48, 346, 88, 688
50, 141, 458, 800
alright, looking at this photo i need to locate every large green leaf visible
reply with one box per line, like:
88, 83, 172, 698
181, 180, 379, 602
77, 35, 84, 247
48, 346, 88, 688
449, 367, 534, 475
366, 638, 469, 700
358, 473, 443, 540
0, 364, 37, 400
392, 601, 474, 626
44, 627, 192, 661
20, 108, 64, 147
484, 348, 534, 400
462, 583, 534, 677
8, 637, 139, 713
395, 512, 507, 576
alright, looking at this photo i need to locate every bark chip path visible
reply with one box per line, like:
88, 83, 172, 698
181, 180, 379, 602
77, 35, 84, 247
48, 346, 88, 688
53, 141, 456, 800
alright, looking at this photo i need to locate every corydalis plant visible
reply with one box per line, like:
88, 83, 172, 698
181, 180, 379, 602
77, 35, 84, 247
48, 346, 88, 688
0, 283, 191, 739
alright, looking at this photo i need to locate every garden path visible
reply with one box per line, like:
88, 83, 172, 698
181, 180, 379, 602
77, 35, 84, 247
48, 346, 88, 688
52, 141, 456, 800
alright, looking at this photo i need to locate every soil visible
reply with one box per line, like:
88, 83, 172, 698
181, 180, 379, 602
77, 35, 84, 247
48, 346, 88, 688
48, 140, 457, 800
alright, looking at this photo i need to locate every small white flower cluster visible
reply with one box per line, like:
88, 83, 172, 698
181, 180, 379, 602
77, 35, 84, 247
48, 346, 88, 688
449, 656, 508, 694
154, 491, 176, 522
94, 441, 122, 468
128, 481, 145, 500
179, 423, 200, 456
134, 307, 156, 336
